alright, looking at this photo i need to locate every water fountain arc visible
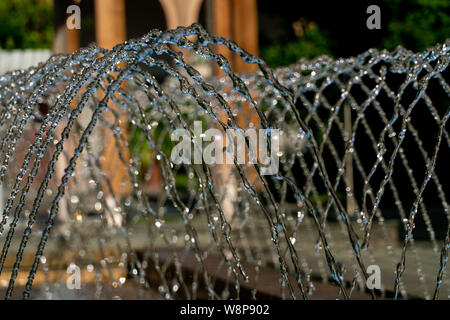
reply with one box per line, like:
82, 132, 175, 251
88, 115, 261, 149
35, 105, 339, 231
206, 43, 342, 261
0, 23, 448, 300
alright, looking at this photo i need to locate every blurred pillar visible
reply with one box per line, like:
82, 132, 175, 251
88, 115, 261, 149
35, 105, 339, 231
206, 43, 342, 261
344, 103, 356, 216
94, 0, 131, 199
66, 29, 80, 53
52, 1, 81, 228
159, 0, 203, 29
94, 0, 127, 48
212, 0, 233, 76
53, 0, 80, 54
153, 0, 204, 196
211, 0, 260, 222
212, 0, 258, 74
53, 27, 79, 54
231, 0, 258, 73
159, 0, 203, 66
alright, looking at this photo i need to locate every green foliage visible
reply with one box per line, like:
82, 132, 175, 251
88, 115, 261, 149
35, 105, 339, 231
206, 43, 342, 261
129, 121, 175, 180
382, 0, 450, 52
0, 0, 53, 49
261, 0, 449, 68
261, 21, 332, 68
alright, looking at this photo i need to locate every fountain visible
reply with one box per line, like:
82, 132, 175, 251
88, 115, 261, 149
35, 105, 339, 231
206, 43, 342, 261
0, 23, 448, 300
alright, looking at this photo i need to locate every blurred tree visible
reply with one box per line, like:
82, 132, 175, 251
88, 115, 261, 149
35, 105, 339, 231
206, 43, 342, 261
0, 0, 53, 49
382, 0, 450, 52
261, 19, 332, 68
260, 0, 449, 68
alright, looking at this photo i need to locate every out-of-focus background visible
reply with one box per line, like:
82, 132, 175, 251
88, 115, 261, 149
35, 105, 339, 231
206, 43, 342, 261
0, 0, 449, 74
0, 0, 449, 300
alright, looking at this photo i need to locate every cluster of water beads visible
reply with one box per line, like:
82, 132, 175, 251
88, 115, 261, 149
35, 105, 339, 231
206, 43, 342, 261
0, 24, 448, 300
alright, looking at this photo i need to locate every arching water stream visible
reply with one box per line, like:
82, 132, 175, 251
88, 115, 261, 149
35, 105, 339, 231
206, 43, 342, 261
0, 24, 448, 300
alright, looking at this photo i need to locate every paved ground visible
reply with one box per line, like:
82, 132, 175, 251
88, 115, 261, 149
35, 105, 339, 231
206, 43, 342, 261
0, 216, 447, 300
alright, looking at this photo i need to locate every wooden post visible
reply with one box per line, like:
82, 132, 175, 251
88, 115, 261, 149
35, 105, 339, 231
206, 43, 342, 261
53, 1, 81, 230
94, 0, 127, 49
155, 0, 204, 196
53, 0, 80, 54
94, 0, 131, 205
344, 103, 356, 216
231, 0, 259, 73
159, 0, 203, 29
212, 0, 259, 74
66, 28, 80, 53
212, 0, 233, 76
211, 0, 260, 221
159, 0, 203, 66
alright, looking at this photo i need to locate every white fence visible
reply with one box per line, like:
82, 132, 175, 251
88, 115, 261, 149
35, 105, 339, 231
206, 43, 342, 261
0, 49, 52, 75
0, 49, 52, 220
